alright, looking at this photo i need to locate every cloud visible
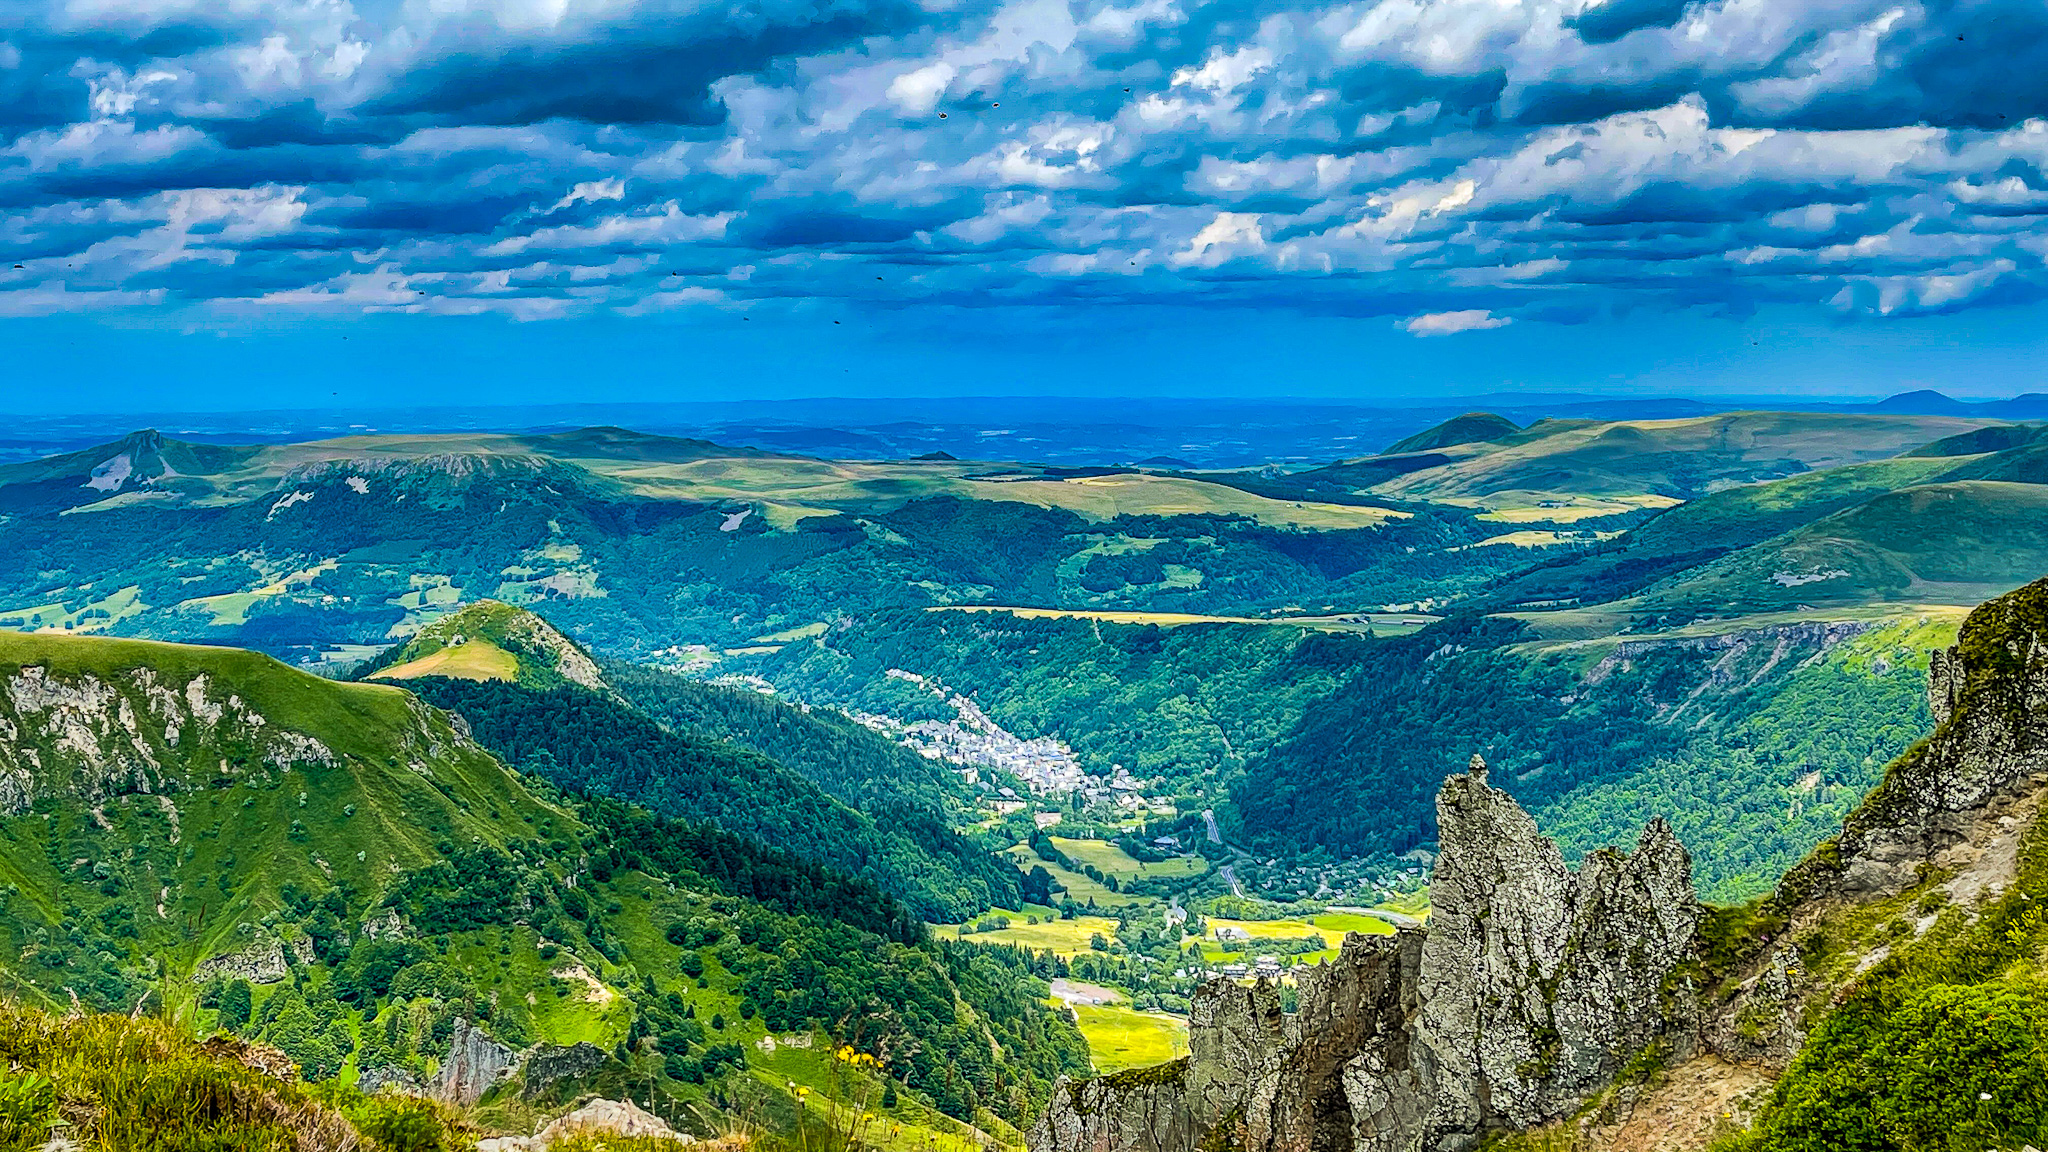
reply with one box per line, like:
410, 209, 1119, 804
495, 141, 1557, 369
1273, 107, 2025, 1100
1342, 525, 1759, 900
1403, 309, 1510, 335
0, 0, 2044, 326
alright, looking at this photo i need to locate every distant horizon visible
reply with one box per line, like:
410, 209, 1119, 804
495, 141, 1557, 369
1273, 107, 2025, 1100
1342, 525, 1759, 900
4, 385, 2045, 423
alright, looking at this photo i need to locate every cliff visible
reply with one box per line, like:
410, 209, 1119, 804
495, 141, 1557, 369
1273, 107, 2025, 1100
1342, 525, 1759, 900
1032, 755, 1700, 1152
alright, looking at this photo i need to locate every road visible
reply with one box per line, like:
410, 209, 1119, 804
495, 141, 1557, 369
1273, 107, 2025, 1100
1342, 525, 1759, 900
1201, 809, 1246, 895
1326, 904, 1424, 930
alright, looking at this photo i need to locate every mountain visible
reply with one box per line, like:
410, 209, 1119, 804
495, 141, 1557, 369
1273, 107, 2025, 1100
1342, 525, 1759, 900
360, 598, 609, 690
0, 626, 1087, 1138
1032, 575, 2048, 1152
1635, 481, 2048, 614
357, 602, 1021, 920
1353, 411, 1993, 510
0, 426, 1479, 668
1380, 411, 1519, 454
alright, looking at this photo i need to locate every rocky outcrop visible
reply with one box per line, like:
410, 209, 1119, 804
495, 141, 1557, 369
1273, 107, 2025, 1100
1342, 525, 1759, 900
523, 1041, 609, 1098
1705, 580, 2048, 1071
1822, 585, 2048, 897
1032, 756, 1700, 1152
437, 1017, 516, 1105
477, 1098, 694, 1150
194, 937, 290, 985
1419, 758, 1698, 1140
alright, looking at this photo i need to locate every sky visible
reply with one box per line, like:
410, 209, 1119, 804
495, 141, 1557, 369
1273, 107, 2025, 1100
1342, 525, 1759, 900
4, 0, 2048, 410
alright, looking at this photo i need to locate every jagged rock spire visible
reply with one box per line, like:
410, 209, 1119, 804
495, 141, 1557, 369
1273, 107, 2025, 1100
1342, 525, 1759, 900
1031, 757, 1701, 1152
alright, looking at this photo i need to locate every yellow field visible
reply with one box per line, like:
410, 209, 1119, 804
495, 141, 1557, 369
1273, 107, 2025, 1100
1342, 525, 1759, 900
928, 606, 1437, 635
368, 638, 519, 682
941, 912, 1123, 957
1459, 529, 1625, 550
1051, 837, 1207, 882
1197, 913, 1395, 965
1465, 493, 1683, 523
1067, 1002, 1188, 1073
1001, 846, 1146, 907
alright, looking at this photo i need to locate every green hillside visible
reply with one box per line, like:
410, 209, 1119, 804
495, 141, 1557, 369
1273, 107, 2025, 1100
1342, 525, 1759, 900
608, 661, 972, 817
361, 599, 609, 690
348, 601, 1021, 920
0, 629, 1086, 1141
1636, 481, 2048, 615
0, 429, 1512, 667
1381, 412, 1519, 454
397, 674, 1024, 921
1322, 411, 1991, 511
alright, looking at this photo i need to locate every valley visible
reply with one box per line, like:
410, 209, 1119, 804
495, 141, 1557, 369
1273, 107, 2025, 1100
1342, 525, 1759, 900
2, 401, 2047, 1149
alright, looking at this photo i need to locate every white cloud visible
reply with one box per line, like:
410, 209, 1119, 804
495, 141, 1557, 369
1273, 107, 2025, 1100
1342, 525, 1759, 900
1403, 309, 1510, 335
1173, 212, 1265, 266
887, 62, 956, 114
552, 178, 627, 211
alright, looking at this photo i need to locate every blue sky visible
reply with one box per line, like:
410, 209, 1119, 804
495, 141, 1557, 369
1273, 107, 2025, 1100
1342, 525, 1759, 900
4, 0, 2048, 410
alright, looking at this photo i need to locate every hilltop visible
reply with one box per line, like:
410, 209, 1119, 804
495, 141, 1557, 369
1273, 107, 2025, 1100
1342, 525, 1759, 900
362, 599, 608, 690
1381, 411, 1519, 454
0, 627, 1087, 1141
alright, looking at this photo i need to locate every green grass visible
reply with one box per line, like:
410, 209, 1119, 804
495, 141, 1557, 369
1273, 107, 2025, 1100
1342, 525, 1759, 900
1640, 481, 2048, 615
1194, 914, 1392, 965
368, 637, 521, 682
0, 999, 468, 1151
1066, 1003, 1187, 1074
1361, 412, 1993, 505
0, 629, 576, 972
1050, 838, 1207, 882
943, 912, 1124, 958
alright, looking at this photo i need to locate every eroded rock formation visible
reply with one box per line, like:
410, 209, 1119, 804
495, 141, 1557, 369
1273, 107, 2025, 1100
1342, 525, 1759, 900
437, 1016, 517, 1105
1031, 756, 1700, 1152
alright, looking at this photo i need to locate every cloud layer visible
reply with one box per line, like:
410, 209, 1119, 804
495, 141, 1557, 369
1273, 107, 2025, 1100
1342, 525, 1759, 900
4, 0, 2046, 330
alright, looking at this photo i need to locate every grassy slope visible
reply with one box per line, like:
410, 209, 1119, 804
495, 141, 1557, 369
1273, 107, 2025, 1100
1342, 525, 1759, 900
0, 629, 1082, 1149
1362, 412, 1991, 504
1637, 481, 2048, 614
0, 631, 569, 969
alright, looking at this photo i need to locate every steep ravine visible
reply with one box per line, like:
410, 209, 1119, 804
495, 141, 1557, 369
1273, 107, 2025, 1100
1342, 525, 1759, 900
1033, 577, 2048, 1152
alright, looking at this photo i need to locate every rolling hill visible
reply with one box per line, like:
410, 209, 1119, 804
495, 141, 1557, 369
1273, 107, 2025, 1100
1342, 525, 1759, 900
0, 626, 1087, 1139
1380, 411, 1520, 454
350, 601, 1023, 921
1634, 481, 2048, 615
0, 427, 1503, 667
1300, 411, 1993, 517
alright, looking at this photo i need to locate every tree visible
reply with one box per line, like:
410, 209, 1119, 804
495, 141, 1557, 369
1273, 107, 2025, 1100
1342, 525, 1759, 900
219, 980, 253, 1032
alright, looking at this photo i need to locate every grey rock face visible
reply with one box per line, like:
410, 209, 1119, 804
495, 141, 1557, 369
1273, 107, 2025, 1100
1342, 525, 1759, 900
1419, 767, 1698, 1141
1033, 759, 1699, 1152
438, 1016, 516, 1105
194, 937, 289, 985
523, 1041, 610, 1098
1829, 596, 2048, 897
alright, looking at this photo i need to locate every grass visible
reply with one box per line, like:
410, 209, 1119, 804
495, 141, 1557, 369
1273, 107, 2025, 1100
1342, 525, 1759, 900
1195, 914, 1394, 965
1638, 481, 2048, 616
939, 912, 1124, 958
0, 999, 455, 1151
0, 628, 577, 971
367, 637, 520, 682
1049, 838, 1207, 882
1066, 1003, 1187, 1074
1364, 412, 1994, 507
926, 606, 1435, 636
